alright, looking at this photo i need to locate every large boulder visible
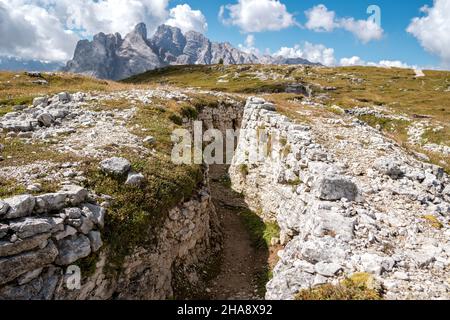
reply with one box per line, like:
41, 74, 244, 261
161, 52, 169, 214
315, 175, 359, 201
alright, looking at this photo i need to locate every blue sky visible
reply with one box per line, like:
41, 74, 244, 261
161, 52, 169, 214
177, 0, 439, 68
0, 0, 449, 69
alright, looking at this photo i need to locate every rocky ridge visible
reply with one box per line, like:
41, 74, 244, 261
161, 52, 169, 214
63, 23, 317, 80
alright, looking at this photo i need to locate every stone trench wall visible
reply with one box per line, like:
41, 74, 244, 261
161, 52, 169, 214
0, 169, 220, 300
229, 97, 450, 300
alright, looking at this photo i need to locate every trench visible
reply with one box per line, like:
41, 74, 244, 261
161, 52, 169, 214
192, 104, 279, 300
206, 164, 268, 299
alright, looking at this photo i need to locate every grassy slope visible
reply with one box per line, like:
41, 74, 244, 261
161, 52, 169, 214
123, 64, 450, 172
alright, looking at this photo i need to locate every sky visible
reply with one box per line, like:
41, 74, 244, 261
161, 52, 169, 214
0, 0, 449, 70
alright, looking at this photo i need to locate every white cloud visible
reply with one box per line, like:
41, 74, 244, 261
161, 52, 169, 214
305, 4, 337, 32
407, 0, 450, 66
370, 60, 412, 69
340, 56, 365, 66
340, 18, 383, 43
340, 56, 416, 69
0, 1, 211, 62
0, 0, 79, 61
275, 42, 336, 66
166, 4, 208, 33
304, 4, 383, 43
220, 0, 296, 32
61, 0, 170, 37
238, 34, 260, 55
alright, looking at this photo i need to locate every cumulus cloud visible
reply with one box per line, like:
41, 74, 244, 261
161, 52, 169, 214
339, 18, 383, 43
166, 4, 208, 33
340, 56, 415, 69
0, 0, 210, 62
407, 0, 450, 66
304, 4, 383, 43
60, 0, 170, 36
0, 0, 79, 61
305, 4, 336, 32
219, 0, 296, 32
339, 56, 365, 66
238, 34, 260, 56
275, 42, 336, 66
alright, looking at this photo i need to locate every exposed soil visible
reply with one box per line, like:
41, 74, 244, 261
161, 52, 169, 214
206, 165, 269, 300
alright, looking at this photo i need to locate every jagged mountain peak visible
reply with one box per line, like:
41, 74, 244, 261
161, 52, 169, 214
63, 23, 317, 80
133, 22, 148, 39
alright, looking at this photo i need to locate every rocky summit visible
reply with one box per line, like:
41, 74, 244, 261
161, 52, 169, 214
63, 23, 318, 81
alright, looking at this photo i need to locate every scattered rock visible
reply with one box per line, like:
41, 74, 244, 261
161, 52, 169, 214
37, 113, 54, 127
125, 172, 145, 186
374, 157, 405, 179
32, 97, 48, 107
100, 157, 131, 176
315, 175, 359, 201
143, 136, 156, 144
58, 92, 71, 103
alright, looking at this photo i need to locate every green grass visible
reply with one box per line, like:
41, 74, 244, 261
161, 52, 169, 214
122, 65, 291, 94
85, 156, 203, 273
238, 210, 280, 250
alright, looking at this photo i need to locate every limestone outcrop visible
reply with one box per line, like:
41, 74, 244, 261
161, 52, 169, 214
230, 97, 450, 300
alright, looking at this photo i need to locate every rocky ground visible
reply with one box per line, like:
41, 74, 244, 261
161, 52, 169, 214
0, 65, 449, 300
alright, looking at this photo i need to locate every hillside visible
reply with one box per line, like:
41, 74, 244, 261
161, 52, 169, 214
0, 65, 449, 300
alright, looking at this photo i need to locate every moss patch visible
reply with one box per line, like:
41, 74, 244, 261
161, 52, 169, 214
422, 215, 444, 229
296, 272, 383, 300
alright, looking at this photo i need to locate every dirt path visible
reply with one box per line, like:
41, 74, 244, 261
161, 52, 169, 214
207, 165, 268, 300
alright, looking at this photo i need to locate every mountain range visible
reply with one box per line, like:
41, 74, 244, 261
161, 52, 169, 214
0, 56, 64, 72
63, 23, 318, 80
